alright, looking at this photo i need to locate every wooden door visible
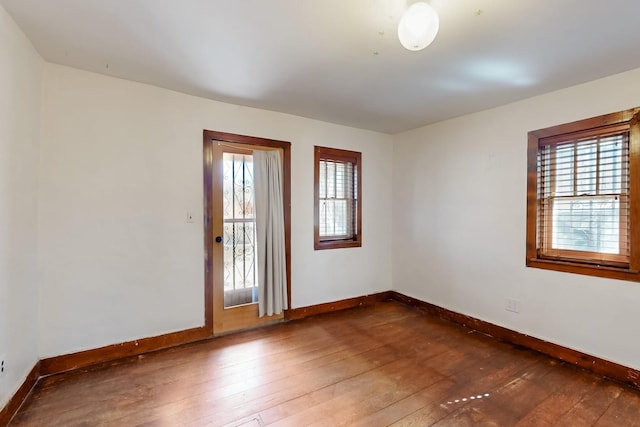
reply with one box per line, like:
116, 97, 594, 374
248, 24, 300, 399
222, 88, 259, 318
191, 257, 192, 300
210, 142, 284, 334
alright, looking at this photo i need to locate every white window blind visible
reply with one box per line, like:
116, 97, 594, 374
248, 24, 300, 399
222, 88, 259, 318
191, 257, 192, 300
318, 159, 357, 239
537, 126, 630, 265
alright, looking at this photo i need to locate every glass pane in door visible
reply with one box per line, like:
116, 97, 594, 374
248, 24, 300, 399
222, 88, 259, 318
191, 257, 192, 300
222, 153, 258, 308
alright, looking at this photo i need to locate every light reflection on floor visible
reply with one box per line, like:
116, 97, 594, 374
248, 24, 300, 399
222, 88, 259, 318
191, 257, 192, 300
445, 392, 491, 405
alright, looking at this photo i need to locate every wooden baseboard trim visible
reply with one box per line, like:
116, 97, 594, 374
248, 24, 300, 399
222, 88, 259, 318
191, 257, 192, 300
0, 361, 40, 427
388, 291, 640, 390
38, 292, 395, 375
285, 291, 393, 320
39, 326, 211, 377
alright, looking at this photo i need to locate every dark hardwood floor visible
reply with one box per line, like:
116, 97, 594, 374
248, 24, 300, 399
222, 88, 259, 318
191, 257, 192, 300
9, 302, 640, 426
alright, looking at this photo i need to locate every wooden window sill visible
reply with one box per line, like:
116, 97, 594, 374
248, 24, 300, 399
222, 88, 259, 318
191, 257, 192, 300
526, 257, 640, 282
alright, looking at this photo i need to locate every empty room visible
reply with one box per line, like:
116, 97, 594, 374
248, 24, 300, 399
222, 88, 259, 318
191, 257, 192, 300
2, 0, 640, 425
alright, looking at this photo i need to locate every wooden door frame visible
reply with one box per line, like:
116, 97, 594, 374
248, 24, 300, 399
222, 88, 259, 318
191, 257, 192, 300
203, 130, 292, 334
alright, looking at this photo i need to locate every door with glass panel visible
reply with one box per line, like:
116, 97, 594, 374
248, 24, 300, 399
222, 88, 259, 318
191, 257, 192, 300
210, 143, 284, 333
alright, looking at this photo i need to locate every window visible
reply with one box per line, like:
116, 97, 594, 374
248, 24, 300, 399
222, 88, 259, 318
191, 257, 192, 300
314, 146, 362, 250
526, 108, 640, 281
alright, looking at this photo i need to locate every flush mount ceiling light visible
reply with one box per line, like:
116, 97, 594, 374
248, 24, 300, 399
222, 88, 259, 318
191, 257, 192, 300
398, 2, 440, 51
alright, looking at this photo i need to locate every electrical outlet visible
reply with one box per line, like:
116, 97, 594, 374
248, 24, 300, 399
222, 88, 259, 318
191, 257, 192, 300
0, 357, 5, 376
505, 298, 520, 313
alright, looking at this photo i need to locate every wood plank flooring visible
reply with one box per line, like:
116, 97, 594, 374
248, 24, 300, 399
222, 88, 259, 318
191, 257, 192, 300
9, 302, 640, 426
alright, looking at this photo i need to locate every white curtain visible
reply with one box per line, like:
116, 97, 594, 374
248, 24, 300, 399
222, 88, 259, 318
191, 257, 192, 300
253, 150, 288, 317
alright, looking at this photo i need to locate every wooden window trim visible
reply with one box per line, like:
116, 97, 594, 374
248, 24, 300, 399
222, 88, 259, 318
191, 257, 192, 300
314, 146, 362, 250
526, 107, 640, 281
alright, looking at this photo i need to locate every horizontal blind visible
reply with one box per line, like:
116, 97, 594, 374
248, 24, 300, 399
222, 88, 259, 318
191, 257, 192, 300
318, 159, 356, 239
537, 129, 630, 264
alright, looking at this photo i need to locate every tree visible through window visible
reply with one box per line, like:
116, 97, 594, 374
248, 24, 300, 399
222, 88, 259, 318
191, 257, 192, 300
314, 146, 362, 250
526, 108, 640, 281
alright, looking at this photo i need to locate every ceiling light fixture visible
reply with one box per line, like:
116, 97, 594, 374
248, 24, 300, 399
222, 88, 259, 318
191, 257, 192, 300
397, 2, 440, 51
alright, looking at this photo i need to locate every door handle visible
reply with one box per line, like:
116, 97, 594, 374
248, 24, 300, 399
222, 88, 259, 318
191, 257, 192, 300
215, 236, 222, 243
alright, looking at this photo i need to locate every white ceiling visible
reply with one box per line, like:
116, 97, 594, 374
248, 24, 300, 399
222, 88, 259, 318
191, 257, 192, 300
3, 0, 640, 134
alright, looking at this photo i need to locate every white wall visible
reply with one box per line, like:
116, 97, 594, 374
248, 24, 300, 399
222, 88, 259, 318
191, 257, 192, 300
0, 5, 42, 408
38, 64, 393, 358
392, 68, 640, 370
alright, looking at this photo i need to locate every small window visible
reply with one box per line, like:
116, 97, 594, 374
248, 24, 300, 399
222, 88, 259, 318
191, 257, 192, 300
314, 146, 362, 250
526, 108, 640, 281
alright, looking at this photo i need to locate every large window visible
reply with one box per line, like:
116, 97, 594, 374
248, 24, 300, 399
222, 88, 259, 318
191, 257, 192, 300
526, 108, 640, 281
314, 146, 362, 250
